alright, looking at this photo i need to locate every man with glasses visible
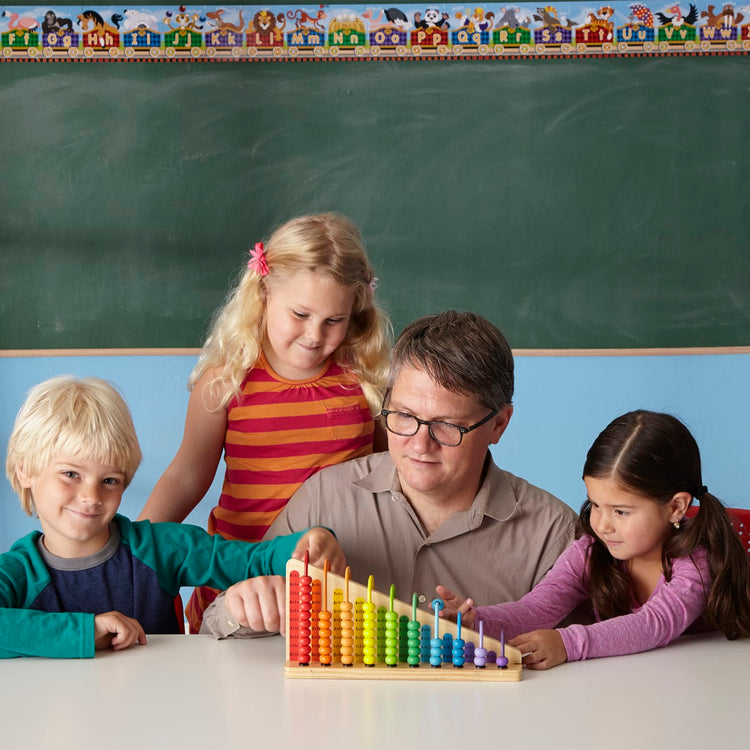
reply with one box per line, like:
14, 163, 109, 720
202, 311, 576, 636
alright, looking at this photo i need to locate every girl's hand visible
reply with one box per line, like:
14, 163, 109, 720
434, 585, 476, 629
509, 629, 567, 670
293, 528, 346, 575
94, 611, 147, 652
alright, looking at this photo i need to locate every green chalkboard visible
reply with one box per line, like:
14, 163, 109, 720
1, 55, 748, 350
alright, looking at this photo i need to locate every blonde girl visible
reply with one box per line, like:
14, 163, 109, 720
139, 213, 390, 631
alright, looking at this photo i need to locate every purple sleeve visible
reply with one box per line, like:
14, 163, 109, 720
472, 537, 591, 641
559, 550, 710, 661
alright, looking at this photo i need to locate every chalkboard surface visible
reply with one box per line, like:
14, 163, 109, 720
1, 55, 748, 350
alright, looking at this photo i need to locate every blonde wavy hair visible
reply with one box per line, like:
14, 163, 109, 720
190, 213, 391, 413
6, 375, 142, 516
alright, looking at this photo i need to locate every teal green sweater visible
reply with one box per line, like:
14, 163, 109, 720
0, 514, 304, 659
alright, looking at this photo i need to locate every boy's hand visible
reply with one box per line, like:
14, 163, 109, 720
293, 528, 346, 575
224, 576, 287, 635
509, 629, 567, 670
434, 585, 476, 629
94, 611, 147, 652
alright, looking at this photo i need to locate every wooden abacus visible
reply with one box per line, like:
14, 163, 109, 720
284, 558, 522, 681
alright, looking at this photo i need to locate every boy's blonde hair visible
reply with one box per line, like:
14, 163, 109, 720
191, 212, 391, 412
5, 376, 142, 515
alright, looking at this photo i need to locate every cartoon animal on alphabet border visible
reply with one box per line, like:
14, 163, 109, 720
362, 7, 410, 30
206, 8, 245, 34
584, 6, 615, 32
700, 3, 745, 27
2, 10, 39, 30
586, 6, 615, 27
329, 11, 366, 33
286, 6, 328, 31
414, 8, 450, 29
247, 9, 287, 36
164, 6, 205, 32
494, 6, 531, 28
655, 3, 699, 27
77, 10, 120, 35
41, 11, 74, 34
532, 5, 576, 29
119, 9, 161, 33
454, 7, 496, 33
629, 3, 655, 26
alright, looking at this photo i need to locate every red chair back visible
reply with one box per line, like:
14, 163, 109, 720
174, 593, 186, 634
685, 506, 750, 554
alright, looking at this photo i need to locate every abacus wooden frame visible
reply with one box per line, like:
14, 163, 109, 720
284, 559, 523, 681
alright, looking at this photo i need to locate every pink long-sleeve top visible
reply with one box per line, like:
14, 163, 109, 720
473, 535, 710, 661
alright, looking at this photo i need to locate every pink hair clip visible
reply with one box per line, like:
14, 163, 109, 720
369, 277, 379, 291
247, 242, 269, 277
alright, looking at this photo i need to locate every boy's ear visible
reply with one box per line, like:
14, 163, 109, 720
16, 467, 33, 489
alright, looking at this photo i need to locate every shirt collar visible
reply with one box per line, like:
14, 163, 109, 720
353, 451, 519, 523
474, 456, 520, 523
353, 451, 399, 494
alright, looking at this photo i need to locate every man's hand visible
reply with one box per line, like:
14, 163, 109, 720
224, 576, 287, 635
293, 527, 346, 574
434, 585, 476, 629
94, 611, 147, 652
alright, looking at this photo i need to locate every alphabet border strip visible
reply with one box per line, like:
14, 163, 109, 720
2, 3, 748, 62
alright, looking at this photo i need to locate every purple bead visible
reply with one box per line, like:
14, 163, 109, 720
474, 646, 487, 668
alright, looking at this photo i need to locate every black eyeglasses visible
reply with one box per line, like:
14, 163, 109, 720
380, 408, 499, 447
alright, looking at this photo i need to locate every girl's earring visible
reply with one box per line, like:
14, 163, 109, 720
673, 521, 681, 530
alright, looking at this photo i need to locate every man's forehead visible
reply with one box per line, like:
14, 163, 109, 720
390, 366, 481, 412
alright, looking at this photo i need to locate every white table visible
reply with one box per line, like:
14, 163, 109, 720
1, 632, 746, 750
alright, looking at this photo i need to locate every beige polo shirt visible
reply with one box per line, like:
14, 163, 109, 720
267, 451, 576, 608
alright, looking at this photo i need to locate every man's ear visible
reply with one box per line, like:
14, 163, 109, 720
669, 491, 692, 524
489, 405, 513, 445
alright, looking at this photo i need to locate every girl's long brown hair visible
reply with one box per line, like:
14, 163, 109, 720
580, 410, 750, 639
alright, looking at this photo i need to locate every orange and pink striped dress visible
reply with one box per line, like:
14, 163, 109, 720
186, 352, 374, 632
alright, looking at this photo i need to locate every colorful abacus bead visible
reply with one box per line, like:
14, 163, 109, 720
442, 633, 453, 663
474, 646, 488, 668
452, 637, 466, 668
464, 641, 475, 661
362, 600, 377, 666
318, 610, 332, 665
377, 607, 387, 662
452, 613, 465, 668
339, 601, 354, 666
399, 615, 409, 663
430, 636, 443, 667
430, 598, 444, 667
497, 629, 509, 669
453, 612, 466, 669
297, 574, 313, 666
407, 620, 421, 667
474, 620, 487, 668
384, 610, 399, 666
420, 624, 431, 663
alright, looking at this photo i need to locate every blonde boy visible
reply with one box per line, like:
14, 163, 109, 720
2, 375, 341, 659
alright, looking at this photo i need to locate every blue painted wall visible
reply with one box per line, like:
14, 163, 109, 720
2, 352, 749, 558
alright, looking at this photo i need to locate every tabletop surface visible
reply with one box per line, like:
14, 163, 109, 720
1, 631, 747, 750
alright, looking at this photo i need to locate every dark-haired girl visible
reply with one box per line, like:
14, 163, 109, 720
439, 410, 750, 669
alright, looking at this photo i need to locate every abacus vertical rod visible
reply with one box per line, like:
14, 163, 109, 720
319, 560, 332, 665
340, 566, 354, 666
